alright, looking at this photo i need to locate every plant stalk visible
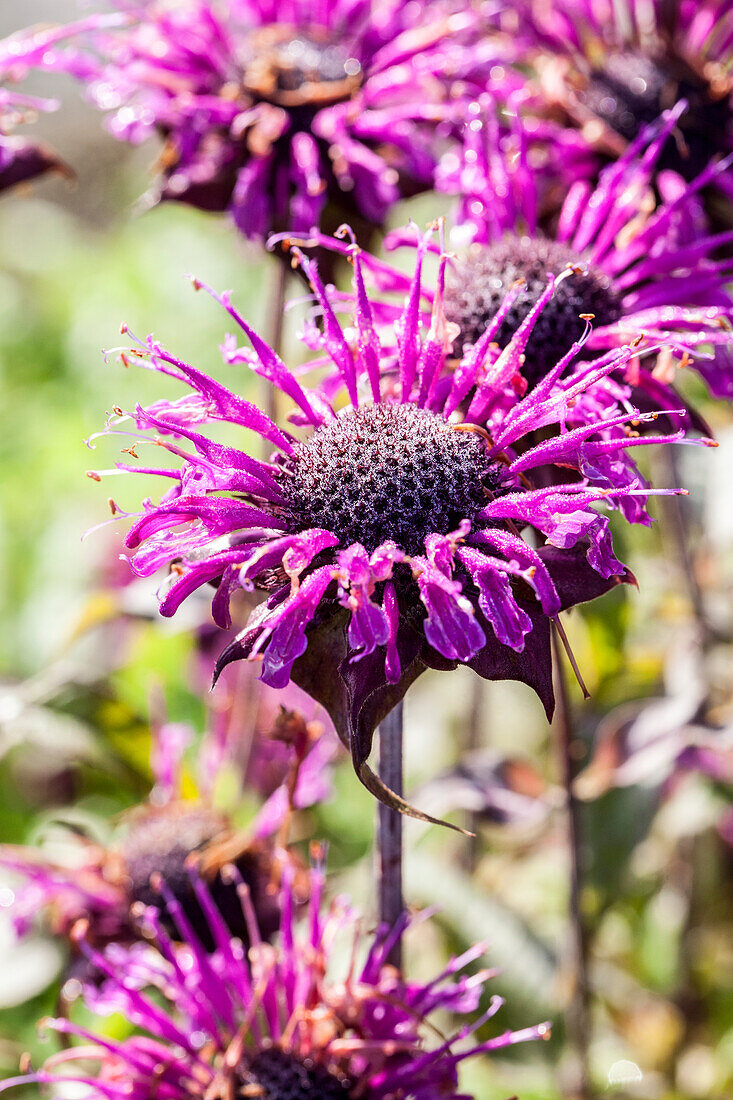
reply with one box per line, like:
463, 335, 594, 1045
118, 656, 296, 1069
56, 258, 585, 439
378, 701, 405, 969
552, 625, 593, 1100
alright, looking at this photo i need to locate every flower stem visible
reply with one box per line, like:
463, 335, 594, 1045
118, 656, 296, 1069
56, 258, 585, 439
552, 625, 593, 1100
378, 701, 405, 968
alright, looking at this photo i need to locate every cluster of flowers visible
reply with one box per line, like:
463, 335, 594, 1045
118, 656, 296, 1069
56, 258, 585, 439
2, 0, 733, 1095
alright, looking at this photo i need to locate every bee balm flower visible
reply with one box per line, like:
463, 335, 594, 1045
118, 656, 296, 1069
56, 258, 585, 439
497, 0, 733, 218
436, 101, 733, 400
89, 229, 688, 814
0, 862, 550, 1100
11, 0, 500, 238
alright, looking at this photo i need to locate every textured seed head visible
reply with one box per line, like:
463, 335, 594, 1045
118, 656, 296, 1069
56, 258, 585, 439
279, 404, 496, 556
584, 49, 730, 181
118, 805, 280, 950
240, 1048, 353, 1099
443, 237, 622, 386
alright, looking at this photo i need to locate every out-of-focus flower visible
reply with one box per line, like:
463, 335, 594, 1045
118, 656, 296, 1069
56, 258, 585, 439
436, 101, 733, 401
0, 696, 335, 985
91, 229, 691, 815
11, 0, 503, 239
0, 30, 77, 194
499, 0, 733, 215
0, 859, 550, 1099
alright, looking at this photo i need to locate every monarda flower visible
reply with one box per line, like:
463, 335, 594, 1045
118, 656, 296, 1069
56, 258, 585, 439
15, 0, 498, 240
501, 0, 733, 216
90, 232, 687, 816
434, 101, 733, 401
0, 701, 333, 986
0, 861, 550, 1100
0, 29, 77, 193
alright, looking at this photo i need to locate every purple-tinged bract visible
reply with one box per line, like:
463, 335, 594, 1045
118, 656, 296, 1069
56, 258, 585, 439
14, 0, 499, 238
0, 861, 550, 1100
91, 229, 691, 814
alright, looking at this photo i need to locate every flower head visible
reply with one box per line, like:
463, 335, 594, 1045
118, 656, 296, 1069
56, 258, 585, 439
15, 0, 500, 239
500, 0, 733, 214
0, 692, 335, 983
91, 230, 690, 816
1, 860, 550, 1100
435, 100, 733, 400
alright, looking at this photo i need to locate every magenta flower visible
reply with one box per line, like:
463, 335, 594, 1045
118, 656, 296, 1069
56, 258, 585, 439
0, 29, 77, 194
0, 861, 550, 1100
502, 0, 733, 207
15, 0, 499, 239
0, 703, 333, 976
434, 101, 733, 401
90, 232, 690, 814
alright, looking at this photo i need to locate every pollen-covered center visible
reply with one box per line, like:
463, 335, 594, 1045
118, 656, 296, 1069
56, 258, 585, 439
240, 1048, 353, 1100
118, 805, 280, 950
584, 49, 730, 181
241, 26, 362, 108
279, 404, 492, 556
443, 237, 622, 386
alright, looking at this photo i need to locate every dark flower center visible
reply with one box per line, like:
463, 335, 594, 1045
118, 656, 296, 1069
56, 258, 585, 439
241, 1048, 353, 1099
119, 805, 280, 951
584, 49, 731, 181
241, 26, 362, 108
279, 404, 493, 556
443, 237, 622, 386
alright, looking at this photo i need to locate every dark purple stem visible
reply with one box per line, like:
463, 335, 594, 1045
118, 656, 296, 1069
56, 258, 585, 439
378, 701, 404, 969
552, 625, 593, 1100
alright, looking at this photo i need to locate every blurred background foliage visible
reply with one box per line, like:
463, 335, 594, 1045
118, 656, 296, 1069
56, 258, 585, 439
1, 4, 733, 1099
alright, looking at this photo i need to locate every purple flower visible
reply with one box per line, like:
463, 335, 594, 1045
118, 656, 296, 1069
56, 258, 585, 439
91, 231, 690, 816
0, 860, 550, 1100
0, 29, 77, 193
499, 0, 733, 212
0, 700, 334, 978
15, 0, 499, 239
434, 100, 733, 400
